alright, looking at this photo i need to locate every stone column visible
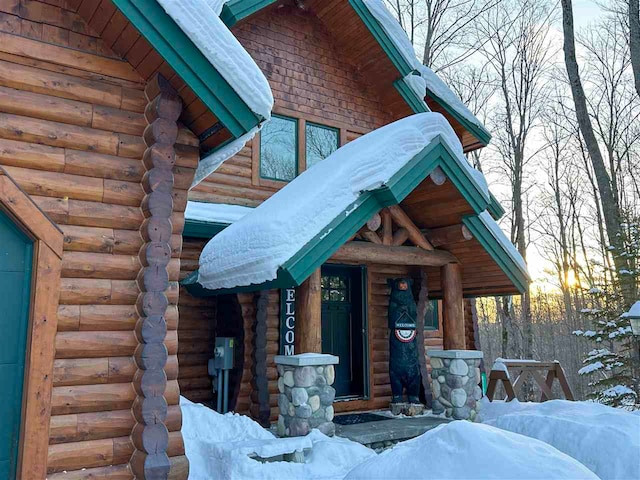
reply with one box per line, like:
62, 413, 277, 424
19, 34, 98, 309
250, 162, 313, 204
274, 353, 339, 437
428, 350, 483, 421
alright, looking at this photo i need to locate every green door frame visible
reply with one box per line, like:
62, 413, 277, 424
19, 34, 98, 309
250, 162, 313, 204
321, 264, 370, 401
0, 209, 33, 479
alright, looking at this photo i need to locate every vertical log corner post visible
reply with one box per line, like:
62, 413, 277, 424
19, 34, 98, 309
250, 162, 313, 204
441, 263, 465, 350
131, 74, 183, 479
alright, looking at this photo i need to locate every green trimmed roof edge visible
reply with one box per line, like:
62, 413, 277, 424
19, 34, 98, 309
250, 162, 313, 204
488, 192, 506, 220
425, 88, 492, 146
113, 0, 262, 139
183, 219, 229, 239
221, 0, 278, 27
184, 135, 499, 297
349, 0, 414, 76
393, 78, 429, 114
462, 214, 529, 294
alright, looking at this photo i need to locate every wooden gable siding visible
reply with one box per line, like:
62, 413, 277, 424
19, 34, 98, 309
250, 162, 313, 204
0, 1, 196, 477
64, 0, 234, 153
190, 5, 394, 206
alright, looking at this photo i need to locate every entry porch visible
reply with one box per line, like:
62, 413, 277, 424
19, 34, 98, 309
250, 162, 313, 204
179, 115, 529, 423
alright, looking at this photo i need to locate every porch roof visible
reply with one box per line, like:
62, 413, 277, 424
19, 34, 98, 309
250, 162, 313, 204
182, 113, 528, 297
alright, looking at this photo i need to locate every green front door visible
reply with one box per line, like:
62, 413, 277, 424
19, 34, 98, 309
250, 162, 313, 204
0, 209, 33, 479
321, 265, 367, 399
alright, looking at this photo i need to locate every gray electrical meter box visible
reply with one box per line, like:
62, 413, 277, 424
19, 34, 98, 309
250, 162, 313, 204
213, 337, 235, 370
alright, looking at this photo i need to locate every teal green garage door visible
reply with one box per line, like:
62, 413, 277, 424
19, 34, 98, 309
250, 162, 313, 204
0, 209, 33, 479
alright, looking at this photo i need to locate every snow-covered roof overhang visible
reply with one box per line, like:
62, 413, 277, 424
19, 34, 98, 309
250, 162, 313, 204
462, 212, 530, 294
114, 0, 273, 186
183, 113, 524, 296
355, 0, 491, 147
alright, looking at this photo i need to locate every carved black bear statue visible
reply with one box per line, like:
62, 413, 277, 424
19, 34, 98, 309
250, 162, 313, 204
387, 278, 421, 404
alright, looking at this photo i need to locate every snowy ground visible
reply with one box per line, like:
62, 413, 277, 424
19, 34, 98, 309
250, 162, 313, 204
181, 396, 639, 480
481, 398, 640, 480
180, 397, 375, 480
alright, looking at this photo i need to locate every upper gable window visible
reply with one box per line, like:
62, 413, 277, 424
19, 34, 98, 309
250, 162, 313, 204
260, 115, 298, 182
306, 123, 339, 168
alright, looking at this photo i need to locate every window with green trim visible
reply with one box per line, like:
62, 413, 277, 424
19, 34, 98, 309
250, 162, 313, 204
260, 115, 297, 181
424, 300, 439, 330
306, 122, 339, 168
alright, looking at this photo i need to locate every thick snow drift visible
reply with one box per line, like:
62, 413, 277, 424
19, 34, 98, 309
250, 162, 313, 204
181, 397, 374, 480
481, 399, 640, 480
198, 113, 488, 291
156, 0, 274, 188
344, 420, 598, 480
157, 0, 272, 120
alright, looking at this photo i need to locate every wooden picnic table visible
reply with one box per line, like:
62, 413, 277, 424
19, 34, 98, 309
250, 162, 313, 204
486, 359, 575, 402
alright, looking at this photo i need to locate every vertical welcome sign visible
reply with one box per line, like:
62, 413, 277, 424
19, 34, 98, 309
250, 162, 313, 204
279, 288, 296, 355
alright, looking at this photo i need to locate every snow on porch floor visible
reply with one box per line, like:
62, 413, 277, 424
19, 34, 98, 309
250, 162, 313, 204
333, 410, 450, 448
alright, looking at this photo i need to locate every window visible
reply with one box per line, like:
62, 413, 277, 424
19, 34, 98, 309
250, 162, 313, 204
424, 300, 439, 331
305, 122, 339, 168
321, 274, 350, 302
260, 115, 297, 181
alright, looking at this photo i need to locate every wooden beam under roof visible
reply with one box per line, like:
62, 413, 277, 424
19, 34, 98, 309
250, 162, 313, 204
331, 241, 456, 266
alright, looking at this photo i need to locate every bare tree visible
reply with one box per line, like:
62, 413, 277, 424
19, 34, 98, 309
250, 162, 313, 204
560, 0, 636, 305
386, 0, 503, 71
476, 0, 555, 366
629, 0, 640, 97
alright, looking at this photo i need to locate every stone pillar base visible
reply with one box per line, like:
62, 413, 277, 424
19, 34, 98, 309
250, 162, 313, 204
274, 353, 339, 437
428, 350, 483, 421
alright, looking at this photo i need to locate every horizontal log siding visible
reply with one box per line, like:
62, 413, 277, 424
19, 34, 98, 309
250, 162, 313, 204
0, 2, 197, 476
178, 237, 216, 405
190, 6, 390, 205
178, 237, 281, 418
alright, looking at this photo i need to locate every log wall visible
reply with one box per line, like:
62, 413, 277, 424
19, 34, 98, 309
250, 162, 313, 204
177, 243, 282, 420
0, 2, 197, 477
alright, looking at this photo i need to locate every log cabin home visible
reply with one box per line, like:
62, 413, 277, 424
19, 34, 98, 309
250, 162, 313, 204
0, 0, 528, 478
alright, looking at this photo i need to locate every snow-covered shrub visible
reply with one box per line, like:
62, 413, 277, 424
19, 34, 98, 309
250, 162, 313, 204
574, 219, 639, 409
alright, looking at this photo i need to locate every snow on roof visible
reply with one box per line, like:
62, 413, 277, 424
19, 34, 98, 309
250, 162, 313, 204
621, 301, 640, 318
363, 0, 419, 69
198, 112, 486, 291
157, 0, 273, 120
185, 201, 254, 225
192, 127, 258, 187
157, 0, 274, 188
363, 0, 487, 134
418, 64, 488, 132
478, 211, 529, 277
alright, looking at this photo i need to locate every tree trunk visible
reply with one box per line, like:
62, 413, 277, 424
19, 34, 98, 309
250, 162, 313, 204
560, 0, 633, 305
630, 0, 640, 98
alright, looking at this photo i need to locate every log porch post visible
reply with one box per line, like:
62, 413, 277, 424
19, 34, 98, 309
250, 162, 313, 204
441, 263, 465, 350
296, 268, 322, 353
131, 74, 182, 479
